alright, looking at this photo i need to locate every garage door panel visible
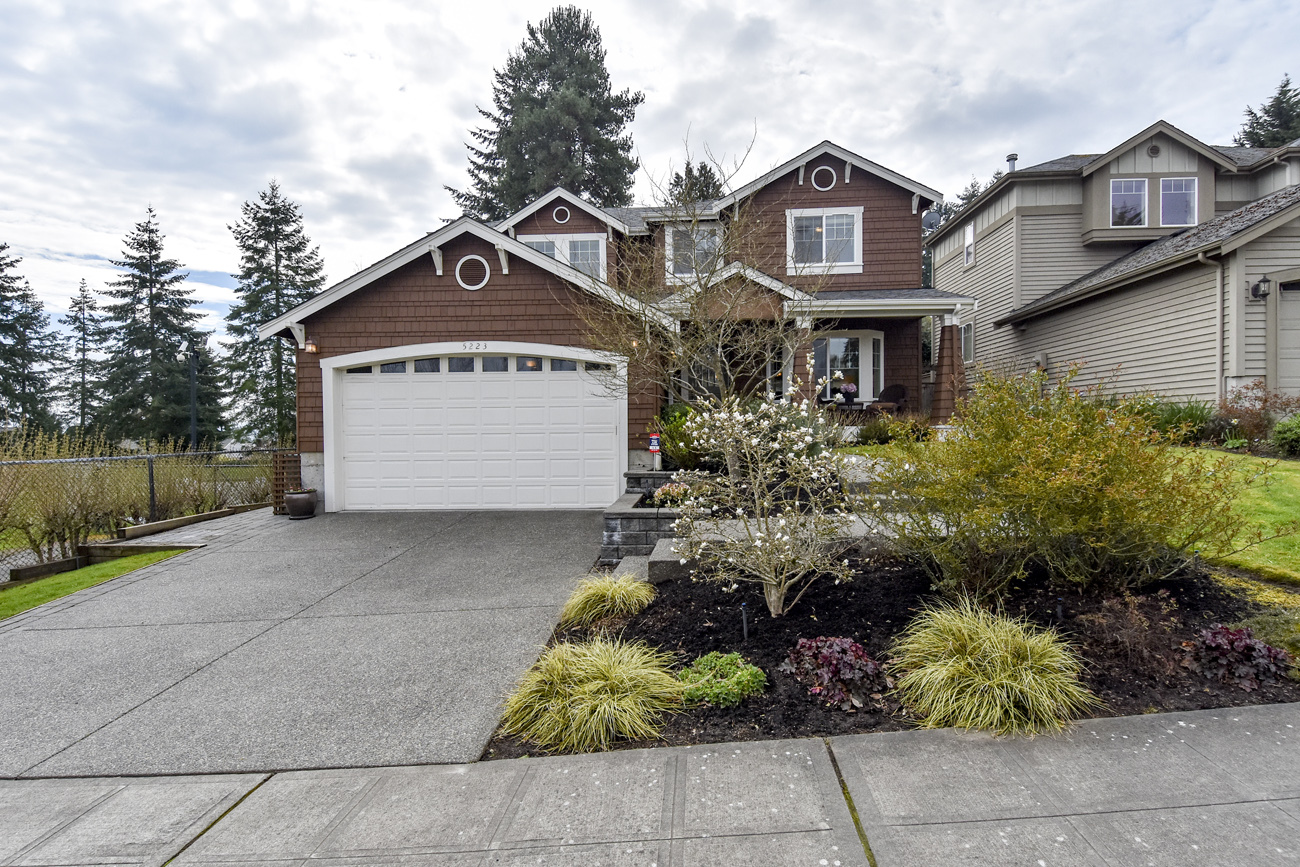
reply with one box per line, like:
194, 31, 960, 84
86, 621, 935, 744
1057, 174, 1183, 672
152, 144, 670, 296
338, 352, 622, 509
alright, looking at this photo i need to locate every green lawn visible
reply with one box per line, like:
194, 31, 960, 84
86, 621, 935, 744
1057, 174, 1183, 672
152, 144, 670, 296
0, 550, 183, 620
1214, 454, 1300, 586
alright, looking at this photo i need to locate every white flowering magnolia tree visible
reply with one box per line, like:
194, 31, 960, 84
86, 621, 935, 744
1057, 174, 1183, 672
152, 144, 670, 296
671, 389, 861, 617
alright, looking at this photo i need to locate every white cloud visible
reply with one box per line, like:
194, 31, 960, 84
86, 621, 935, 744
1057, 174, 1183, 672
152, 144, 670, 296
2, 0, 1298, 331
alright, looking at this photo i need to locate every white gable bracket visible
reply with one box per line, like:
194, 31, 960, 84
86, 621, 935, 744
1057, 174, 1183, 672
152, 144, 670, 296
288, 322, 306, 349
845, 160, 852, 183
429, 245, 443, 276
495, 245, 510, 275
797, 164, 805, 185
912, 193, 921, 215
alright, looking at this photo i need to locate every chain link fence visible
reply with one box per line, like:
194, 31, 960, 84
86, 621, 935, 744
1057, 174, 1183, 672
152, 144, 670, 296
0, 449, 281, 577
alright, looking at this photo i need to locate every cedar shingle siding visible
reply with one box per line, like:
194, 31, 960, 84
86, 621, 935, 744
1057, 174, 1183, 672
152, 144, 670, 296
295, 233, 656, 452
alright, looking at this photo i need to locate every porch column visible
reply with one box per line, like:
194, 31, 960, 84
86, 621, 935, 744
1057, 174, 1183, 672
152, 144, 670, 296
932, 323, 966, 423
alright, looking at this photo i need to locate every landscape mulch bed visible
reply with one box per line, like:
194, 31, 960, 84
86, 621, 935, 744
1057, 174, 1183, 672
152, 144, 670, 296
482, 557, 1300, 760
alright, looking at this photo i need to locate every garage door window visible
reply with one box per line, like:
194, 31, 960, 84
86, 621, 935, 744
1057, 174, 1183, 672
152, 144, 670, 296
380, 361, 406, 373
483, 356, 509, 372
413, 358, 440, 373
586, 362, 612, 371
346, 366, 372, 374
551, 359, 577, 371
449, 357, 474, 372
517, 356, 543, 372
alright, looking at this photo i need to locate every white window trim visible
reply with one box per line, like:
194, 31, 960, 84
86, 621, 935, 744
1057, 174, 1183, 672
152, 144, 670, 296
785, 206, 864, 276
663, 221, 722, 284
963, 224, 975, 268
960, 321, 975, 364
1109, 178, 1148, 228
812, 329, 884, 401
1159, 176, 1197, 227
516, 233, 607, 281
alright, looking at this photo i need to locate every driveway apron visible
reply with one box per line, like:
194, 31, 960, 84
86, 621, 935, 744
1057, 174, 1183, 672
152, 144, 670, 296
0, 509, 599, 778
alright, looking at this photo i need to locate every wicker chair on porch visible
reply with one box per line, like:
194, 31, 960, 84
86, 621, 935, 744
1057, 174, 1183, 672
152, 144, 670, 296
865, 384, 908, 415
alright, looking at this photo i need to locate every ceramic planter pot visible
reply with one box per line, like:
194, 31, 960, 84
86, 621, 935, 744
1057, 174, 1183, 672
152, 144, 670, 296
284, 489, 318, 520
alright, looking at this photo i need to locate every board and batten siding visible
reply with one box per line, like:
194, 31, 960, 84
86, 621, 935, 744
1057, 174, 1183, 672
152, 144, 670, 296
933, 218, 1017, 364
1017, 212, 1132, 304
1012, 265, 1221, 400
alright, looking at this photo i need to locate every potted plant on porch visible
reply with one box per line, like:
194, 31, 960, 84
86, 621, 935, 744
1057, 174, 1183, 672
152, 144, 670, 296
284, 488, 318, 520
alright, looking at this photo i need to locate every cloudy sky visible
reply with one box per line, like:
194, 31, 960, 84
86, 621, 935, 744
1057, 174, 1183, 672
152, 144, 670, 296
3, 0, 1297, 341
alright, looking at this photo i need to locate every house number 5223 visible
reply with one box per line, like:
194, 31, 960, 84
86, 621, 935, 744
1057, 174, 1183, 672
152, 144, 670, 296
462, 341, 489, 350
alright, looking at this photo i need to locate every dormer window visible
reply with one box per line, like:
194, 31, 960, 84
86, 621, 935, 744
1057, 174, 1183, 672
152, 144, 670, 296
1110, 179, 1147, 227
517, 234, 606, 280
786, 207, 864, 275
1160, 178, 1197, 226
666, 223, 720, 280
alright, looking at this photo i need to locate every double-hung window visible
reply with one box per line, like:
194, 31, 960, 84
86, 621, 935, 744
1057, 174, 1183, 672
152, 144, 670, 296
1110, 179, 1147, 227
666, 223, 721, 280
811, 331, 884, 401
786, 207, 863, 275
963, 224, 975, 267
517, 234, 607, 280
1160, 178, 1197, 226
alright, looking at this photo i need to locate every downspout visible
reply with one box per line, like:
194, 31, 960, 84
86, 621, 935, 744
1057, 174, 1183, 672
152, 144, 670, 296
1199, 252, 1224, 401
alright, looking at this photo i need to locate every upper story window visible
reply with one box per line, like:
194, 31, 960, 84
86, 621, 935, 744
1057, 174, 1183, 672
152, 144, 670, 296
666, 223, 721, 280
517, 234, 606, 281
1110, 179, 1147, 227
1160, 178, 1197, 226
963, 224, 975, 267
786, 207, 863, 275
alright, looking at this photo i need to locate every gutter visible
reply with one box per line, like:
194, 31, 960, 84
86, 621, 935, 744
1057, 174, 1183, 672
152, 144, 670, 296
1198, 251, 1226, 401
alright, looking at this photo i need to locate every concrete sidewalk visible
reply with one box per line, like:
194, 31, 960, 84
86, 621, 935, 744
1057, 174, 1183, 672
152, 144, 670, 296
2, 703, 1296, 866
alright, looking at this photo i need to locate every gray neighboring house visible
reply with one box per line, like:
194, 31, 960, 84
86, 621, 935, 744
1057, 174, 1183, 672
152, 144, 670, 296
928, 120, 1300, 400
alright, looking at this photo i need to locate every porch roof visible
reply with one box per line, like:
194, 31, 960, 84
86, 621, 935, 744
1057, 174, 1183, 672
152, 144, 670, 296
797, 287, 976, 319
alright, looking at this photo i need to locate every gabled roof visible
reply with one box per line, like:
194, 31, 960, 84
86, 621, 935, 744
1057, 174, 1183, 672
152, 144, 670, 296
661, 263, 811, 307
495, 188, 632, 235
713, 140, 942, 211
258, 217, 671, 341
1079, 120, 1240, 176
996, 183, 1300, 326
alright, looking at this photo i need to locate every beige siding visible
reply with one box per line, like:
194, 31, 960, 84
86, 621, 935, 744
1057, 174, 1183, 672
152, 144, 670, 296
1256, 164, 1293, 197
933, 189, 1014, 262
1017, 212, 1130, 303
1217, 173, 1257, 212
1242, 219, 1300, 390
1015, 180, 1082, 206
934, 219, 1017, 365
1108, 136, 1198, 174
981, 266, 1220, 400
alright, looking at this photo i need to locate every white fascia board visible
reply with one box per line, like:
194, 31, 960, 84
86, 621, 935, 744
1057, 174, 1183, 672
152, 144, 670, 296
258, 217, 670, 339
793, 296, 977, 318
714, 141, 943, 211
496, 188, 631, 236
659, 262, 810, 308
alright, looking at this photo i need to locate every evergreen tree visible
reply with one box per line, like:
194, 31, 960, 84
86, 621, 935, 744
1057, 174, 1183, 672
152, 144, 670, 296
52, 279, 109, 432
225, 181, 325, 444
667, 161, 726, 204
448, 6, 644, 220
1235, 75, 1300, 148
0, 244, 57, 429
100, 207, 212, 444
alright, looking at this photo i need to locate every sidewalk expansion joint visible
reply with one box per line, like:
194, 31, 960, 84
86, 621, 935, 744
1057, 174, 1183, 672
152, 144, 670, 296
824, 737, 878, 867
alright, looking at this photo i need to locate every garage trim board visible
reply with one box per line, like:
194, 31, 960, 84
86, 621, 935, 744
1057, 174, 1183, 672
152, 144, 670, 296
320, 342, 628, 511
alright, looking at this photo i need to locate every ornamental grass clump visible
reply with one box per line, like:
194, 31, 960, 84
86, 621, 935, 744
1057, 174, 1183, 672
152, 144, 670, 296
891, 600, 1099, 735
500, 638, 683, 752
679, 651, 767, 708
872, 367, 1289, 599
671, 387, 859, 617
559, 575, 657, 629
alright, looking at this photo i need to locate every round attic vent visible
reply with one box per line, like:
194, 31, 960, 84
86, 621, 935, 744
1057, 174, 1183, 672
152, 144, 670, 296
1147, 144, 1162, 158
811, 165, 837, 191
552, 205, 571, 224
455, 254, 490, 291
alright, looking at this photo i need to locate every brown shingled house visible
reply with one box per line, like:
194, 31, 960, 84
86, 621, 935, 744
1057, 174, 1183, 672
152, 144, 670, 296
259, 141, 973, 512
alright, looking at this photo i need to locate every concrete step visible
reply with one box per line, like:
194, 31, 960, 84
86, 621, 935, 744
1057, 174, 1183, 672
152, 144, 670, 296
612, 555, 649, 581
648, 538, 693, 584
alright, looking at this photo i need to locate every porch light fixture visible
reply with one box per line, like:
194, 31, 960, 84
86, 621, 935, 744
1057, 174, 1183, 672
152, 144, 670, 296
304, 337, 319, 354
1250, 275, 1273, 301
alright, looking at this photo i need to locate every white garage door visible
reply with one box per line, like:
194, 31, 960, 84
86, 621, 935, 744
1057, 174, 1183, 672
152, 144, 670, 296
1280, 284, 1300, 393
336, 351, 623, 509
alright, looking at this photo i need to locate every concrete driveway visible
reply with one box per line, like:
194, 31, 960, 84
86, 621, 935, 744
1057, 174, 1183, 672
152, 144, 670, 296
0, 508, 600, 778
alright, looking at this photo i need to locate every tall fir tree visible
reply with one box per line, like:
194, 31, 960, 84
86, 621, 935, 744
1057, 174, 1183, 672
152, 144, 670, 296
53, 279, 109, 432
225, 181, 325, 444
448, 6, 644, 220
101, 207, 218, 444
1235, 75, 1300, 148
0, 243, 58, 429
667, 161, 726, 205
